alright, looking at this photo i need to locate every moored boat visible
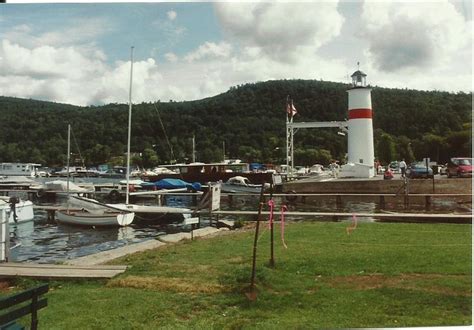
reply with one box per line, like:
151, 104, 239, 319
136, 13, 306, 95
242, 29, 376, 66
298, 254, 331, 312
0, 196, 35, 223
56, 195, 135, 227
221, 176, 269, 194
0, 163, 41, 177
56, 209, 134, 227
105, 47, 192, 224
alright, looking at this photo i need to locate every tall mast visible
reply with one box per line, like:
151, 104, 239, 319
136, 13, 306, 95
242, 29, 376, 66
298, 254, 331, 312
222, 141, 225, 162
66, 124, 71, 211
126, 46, 134, 205
192, 135, 196, 163
66, 124, 71, 196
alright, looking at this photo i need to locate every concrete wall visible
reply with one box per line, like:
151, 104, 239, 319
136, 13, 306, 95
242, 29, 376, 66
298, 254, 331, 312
284, 178, 472, 194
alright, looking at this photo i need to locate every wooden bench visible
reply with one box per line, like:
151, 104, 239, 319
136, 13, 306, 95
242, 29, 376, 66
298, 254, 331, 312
0, 284, 49, 330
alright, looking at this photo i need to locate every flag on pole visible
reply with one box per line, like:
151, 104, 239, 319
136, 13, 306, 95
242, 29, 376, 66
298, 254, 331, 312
286, 98, 297, 117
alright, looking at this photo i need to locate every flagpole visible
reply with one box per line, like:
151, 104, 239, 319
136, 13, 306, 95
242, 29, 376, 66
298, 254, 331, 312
285, 96, 290, 177
290, 107, 294, 178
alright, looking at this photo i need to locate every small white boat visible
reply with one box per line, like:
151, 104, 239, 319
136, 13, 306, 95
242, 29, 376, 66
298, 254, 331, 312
0, 196, 35, 223
41, 180, 94, 194
56, 209, 135, 227
107, 203, 192, 223
55, 196, 135, 227
221, 176, 269, 194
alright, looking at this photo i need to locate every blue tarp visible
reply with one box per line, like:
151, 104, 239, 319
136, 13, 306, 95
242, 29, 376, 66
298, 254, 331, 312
249, 163, 264, 171
141, 178, 202, 191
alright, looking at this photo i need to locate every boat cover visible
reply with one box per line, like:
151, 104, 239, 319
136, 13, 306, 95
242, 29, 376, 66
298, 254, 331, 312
142, 178, 201, 191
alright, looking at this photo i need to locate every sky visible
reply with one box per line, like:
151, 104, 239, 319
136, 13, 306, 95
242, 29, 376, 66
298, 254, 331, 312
0, 1, 472, 106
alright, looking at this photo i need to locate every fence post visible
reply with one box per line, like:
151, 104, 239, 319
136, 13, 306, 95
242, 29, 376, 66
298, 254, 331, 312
268, 183, 275, 268
0, 209, 8, 263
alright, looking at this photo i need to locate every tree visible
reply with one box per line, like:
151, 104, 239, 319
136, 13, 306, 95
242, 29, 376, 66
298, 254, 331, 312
376, 133, 396, 164
85, 144, 111, 166
141, 148, 160, 168
418, 133, 446, 163
395, 136, 415, 163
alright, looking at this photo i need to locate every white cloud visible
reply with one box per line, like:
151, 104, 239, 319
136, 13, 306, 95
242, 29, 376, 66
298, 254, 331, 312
167, 10, 177, 21
0, 40, 106, 80
359, 1, 470, 73
3, 18, 111, 49
184, 42, 232, 62
0, 40, 165, 105
0, 1, 470, 107
214, 2, 344, 63
164, 52, 178, 63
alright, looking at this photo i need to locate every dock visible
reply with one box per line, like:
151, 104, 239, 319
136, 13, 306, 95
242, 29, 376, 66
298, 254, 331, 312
212, 210, 472, 220
0, 263, 127, 279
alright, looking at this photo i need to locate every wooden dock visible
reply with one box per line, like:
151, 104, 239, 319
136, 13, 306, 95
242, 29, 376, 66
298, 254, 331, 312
0, 263, 127, 279
213, 210, 472, 219
212, 210, 472, 224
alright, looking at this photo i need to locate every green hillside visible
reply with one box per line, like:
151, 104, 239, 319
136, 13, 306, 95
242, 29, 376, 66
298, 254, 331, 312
0, 80, 471, 168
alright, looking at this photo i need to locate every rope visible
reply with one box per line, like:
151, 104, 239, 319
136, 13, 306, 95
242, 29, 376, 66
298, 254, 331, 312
346, 214, 358, 235
280, 205, 288, 249
152, 103, 176, 164
70, 126, 89, 178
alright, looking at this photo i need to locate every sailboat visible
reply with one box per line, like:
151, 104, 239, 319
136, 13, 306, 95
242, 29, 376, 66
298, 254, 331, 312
55, 125, 135, 227
107, 46, 192, 223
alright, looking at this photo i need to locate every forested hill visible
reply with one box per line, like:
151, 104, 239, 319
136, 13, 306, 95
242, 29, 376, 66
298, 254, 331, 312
0, 79, 471, 168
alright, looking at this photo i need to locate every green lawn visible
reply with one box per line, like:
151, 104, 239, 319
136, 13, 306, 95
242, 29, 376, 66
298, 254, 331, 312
7, 221, 473, 328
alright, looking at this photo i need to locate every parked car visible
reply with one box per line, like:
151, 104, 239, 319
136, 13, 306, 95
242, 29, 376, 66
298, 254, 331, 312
383, 168, 394, 180
447, 157, 473, 178
439, 164, 448, 175
407, 163, 434, 179
389, 161, 400, 173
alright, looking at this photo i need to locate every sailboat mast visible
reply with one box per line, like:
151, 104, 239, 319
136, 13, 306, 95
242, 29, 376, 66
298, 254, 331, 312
126, 46, 134, 205
192, 135, 196, 163
66, 124, 71, 196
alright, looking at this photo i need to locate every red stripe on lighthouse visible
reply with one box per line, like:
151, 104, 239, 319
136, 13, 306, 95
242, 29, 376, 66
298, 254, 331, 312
349, 108, 372, 119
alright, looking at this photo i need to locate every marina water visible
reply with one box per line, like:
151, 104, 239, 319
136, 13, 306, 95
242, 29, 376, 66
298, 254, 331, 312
9, 181, 468, 263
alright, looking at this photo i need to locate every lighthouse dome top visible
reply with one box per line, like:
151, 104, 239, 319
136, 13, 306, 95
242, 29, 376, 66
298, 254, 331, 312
351, 69, 367, 87
351, 70, 367, 78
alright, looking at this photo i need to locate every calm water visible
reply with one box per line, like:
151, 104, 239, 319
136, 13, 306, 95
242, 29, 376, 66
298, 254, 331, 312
8, 185, 470, 263
9, 192, 198, 263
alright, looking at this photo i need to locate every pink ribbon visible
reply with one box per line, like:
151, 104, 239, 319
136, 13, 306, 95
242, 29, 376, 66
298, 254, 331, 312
346, 214, 358, 235
280, 205, 288, 249
267, 199, 275, 229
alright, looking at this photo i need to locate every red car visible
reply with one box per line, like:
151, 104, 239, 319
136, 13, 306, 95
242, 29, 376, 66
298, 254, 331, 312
447, 157, 473, 178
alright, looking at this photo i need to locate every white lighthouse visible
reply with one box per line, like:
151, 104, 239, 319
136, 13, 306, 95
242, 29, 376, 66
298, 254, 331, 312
340, 68, 375, 178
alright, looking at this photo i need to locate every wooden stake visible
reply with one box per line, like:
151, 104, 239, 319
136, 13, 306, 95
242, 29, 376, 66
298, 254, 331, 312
245, 183, 267, 301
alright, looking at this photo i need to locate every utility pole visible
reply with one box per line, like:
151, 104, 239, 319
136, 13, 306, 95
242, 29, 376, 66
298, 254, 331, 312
192, 135, 196, 163
222, 141, 226, 162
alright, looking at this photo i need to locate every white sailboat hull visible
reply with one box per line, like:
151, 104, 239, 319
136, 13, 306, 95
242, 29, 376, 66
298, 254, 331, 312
0, 199, 35, 223
107, 203, 191, 222
56, 209, 135, 227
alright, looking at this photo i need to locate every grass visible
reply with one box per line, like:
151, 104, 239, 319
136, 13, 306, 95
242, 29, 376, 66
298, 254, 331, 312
3, 221, 472, 329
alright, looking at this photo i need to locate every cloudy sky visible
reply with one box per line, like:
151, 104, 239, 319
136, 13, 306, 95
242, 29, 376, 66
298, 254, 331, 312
0, 1, 472, 106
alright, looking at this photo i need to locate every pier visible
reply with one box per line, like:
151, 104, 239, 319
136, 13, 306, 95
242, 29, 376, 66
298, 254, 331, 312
0, 263, 127, 279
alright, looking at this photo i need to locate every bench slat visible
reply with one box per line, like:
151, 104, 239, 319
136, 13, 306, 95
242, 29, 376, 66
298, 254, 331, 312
0, 285, 48, 310
0, 298, 47, 326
